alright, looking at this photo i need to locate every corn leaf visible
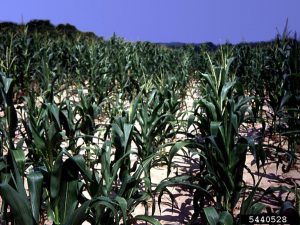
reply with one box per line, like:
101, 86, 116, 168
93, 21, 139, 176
219, 211, 233, 225
64, 200, 90, 225
27, 171, 43, 224
0, 183, 35, 225
203, 207, 219, 225
134, 215, 161, 225
115, 196, 128, 225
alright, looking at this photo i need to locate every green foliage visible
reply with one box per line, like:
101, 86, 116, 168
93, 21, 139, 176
195, 55, 262, 212
0, 22, 299, 225
203, 207, 233, 225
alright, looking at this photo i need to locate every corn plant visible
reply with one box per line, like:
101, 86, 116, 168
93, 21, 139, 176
128, 88, 181, 201
195, 54, 265, 213
132, 88, 180, 158
0, 72, 43, 225
14, 26, 33, 91
0, 34, 17, 77
1, 20, 300, 225
161, 55, 265, 224
0, 149, 43, 225
64, 120, 161, 225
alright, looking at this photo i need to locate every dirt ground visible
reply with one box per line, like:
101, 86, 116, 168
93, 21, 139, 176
1, 86, 299, 225
130, 88, 300, 225
129, 150, 300, 225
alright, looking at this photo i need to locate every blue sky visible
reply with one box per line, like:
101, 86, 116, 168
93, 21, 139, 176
1, 0, 299, 44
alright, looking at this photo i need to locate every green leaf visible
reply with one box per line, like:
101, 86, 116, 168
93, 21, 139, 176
280, 201, 296, 215
168, 140, 193, 175
201, 73, 218, 97
29, 122, 46, 152
3, 77, 14, 95
27, 171, 44, 224
240, 177, 263, 214
48, 103, 61, 127
11, 149, 26, 174
111, 151, 132, 181
200, 98, 218, 121
230, 113, 238, 133
50, 151, 64, 199
90, 196, 117, 217
187, 114, 195, 130
123, 123, 133, 151
59, 180, 79, 223
115, 196, 128, 225
203, 207, 219, 225
0, 75, 15, 106
225, 57, 235, 78
0, 183, 35, 225
11, 149, 27, 198
280, 93, 292, 108
6, 106, 18, 138
248, 202, 266, 215
219, 211, 233, 225
156, 186, 175, 215
68, 155, 93, 181
129, 94, 141, 123
155, 175, 186, 192
221, 81, 235, 107
210, 121, 222, 136
133, 153, 156, 179
134, 215, 161, 225
64, 200, 90, 225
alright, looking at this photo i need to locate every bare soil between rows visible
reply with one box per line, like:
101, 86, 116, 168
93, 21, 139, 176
132, 152, 300, 225
1, 85, 299, 225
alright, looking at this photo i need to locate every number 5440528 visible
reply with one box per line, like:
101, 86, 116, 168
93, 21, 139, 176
245, 215, 288, 224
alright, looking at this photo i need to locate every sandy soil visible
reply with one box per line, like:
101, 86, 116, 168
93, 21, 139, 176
1, 84, 299, 225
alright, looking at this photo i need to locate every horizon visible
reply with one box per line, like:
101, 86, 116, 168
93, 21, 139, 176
0, 19, 298, 46
1, 1, 299, 44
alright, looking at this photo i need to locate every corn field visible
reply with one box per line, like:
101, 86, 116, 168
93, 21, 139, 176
0, 21, 299, 225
